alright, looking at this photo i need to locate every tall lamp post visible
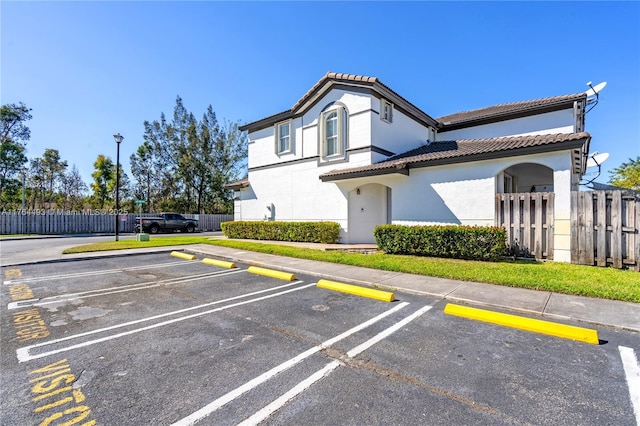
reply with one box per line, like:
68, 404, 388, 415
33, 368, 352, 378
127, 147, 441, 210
21, 167, 27, 234
113, 133, 124, 241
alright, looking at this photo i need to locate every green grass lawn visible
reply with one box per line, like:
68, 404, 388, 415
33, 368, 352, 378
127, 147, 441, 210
61, 237, 640, 303
206, 240, 640, 303
61, 236, 211, 253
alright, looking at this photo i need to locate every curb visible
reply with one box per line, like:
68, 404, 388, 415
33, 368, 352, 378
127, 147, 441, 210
247, 266, 296, 281
444, 303, 600, 344
317, 279, 395, 302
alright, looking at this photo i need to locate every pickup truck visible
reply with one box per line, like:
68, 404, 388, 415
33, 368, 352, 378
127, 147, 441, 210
135, 213, 198, 234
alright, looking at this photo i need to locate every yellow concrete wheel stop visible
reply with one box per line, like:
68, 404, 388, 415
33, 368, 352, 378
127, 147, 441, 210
317, 279, 395, 302
444, 303, 599, 344
247, 266, 296, 281
202, 258, 236, 269
170, 251, 197, 261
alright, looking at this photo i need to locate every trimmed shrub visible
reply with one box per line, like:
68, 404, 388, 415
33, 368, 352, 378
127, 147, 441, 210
374, 224, 507, 261
221, 221, 341, 244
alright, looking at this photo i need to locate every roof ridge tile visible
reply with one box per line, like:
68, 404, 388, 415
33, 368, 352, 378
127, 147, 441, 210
437, 93, 587, 126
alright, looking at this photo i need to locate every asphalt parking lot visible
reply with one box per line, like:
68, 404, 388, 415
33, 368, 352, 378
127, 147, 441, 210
1, 251, 639, 425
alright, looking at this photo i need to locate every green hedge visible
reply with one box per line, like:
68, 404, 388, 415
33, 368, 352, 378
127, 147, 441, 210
374, 224, 507, 261
221, 221, 341, 244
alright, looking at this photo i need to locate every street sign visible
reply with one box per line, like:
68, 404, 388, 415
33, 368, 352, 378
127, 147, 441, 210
135, 200, 146, 205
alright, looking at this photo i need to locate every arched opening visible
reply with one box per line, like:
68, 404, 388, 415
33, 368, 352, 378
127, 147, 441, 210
498, 163, 554, 193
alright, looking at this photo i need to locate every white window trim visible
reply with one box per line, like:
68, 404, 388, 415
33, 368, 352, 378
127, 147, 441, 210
275, 120, 292, 154
503, 172, 514, 193
320, 106, 346, 160
380, 99, 393, 123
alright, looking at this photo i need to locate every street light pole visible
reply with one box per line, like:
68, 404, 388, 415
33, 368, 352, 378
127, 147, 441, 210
113, 133, 124, 241
21, 168, 26, 212
21, 168, 26, 235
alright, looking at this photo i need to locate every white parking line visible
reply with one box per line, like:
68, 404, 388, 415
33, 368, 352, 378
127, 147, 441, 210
171, 302, 414, 426
239, 304, 433, 426
238, 361, 341, 426
619, 346, 640, 425
3, 260, 196, 285
7, 269, 244, 310
17, 281, 314, 363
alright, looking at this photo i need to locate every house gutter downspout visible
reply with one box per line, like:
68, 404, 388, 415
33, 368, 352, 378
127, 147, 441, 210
573, 99, 586, 133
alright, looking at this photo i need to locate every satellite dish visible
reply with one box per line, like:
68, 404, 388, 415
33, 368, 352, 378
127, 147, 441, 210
584, 81, 607, 113
585, 81, 607, 97
582, 151, 610, 186
586, 151, 609, 168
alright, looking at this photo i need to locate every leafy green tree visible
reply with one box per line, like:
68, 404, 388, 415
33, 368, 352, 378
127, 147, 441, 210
0, 141, 27, 209
90, 155, 131, 209
143, 108, 182, 210
107, 162, 131, 207
130, 140, 162, 212
210, 117, 248, 212
178, 112, 213, 213
609, 156, 640, 190
1, 102, 32, 144
166, 97, 196, 209
0, 103, 31, 207
40, 148, 68, 208
140, 97, 247, 213
91, 155, 114, 209
28, 158, 46, 209
60, 165, 88, 211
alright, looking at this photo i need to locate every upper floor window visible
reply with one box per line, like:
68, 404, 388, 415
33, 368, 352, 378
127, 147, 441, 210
275, 120, 292, 154
321, 106, 346, 159
381, 99, 393, 123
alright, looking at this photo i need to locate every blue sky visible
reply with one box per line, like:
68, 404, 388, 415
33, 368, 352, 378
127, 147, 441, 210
2, 1, 639, 186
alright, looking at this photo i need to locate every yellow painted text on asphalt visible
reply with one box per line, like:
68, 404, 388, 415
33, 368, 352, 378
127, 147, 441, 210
28, 358, 97, 425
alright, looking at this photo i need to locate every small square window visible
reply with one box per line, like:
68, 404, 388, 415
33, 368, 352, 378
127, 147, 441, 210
381, 99, 393, 123
275, 121, 291, 154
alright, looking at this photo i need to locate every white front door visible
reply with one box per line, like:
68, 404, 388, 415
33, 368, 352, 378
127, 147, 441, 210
347, 184, 389, 243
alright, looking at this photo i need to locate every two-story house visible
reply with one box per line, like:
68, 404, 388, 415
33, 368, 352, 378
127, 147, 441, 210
228, 72, 591, 262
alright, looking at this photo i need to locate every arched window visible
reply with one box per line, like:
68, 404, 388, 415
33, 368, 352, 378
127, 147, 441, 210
320, 106, 346, 159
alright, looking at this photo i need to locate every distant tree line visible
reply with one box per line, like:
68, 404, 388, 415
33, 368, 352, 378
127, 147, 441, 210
0, 98, 247, 213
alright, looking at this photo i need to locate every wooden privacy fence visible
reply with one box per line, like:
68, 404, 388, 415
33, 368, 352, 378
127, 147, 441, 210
495, 192, 555, 260
571, 190, 640, 271
0, 211, 234, 235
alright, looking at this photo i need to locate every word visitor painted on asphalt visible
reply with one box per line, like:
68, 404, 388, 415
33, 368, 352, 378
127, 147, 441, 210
28, 359, 97, 425
4, 270, 99, 424
12, 308, 50, 342
7, 275, 49, 342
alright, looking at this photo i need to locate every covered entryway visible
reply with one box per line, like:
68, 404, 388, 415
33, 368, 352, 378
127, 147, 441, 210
496, 162, 556, 259
347, 183, 390, 243
499, 163, 554, 193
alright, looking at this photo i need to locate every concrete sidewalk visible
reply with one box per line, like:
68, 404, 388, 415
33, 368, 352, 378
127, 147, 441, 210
183, 243, 640, 333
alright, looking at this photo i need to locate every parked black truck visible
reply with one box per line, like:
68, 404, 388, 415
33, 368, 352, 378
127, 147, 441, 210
135, 213, 198, 234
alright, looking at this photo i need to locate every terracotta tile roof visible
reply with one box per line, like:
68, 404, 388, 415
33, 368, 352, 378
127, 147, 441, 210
239, 72, 438, 132
320, 132, 590, 181
436, 93, 586, 128
291, 72, 378, 111
224, 178, 249, 190
239, 72, 587, 135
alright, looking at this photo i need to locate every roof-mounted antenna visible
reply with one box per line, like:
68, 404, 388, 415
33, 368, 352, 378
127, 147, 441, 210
581, 151, 610, 187
584, 81, 607, 113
